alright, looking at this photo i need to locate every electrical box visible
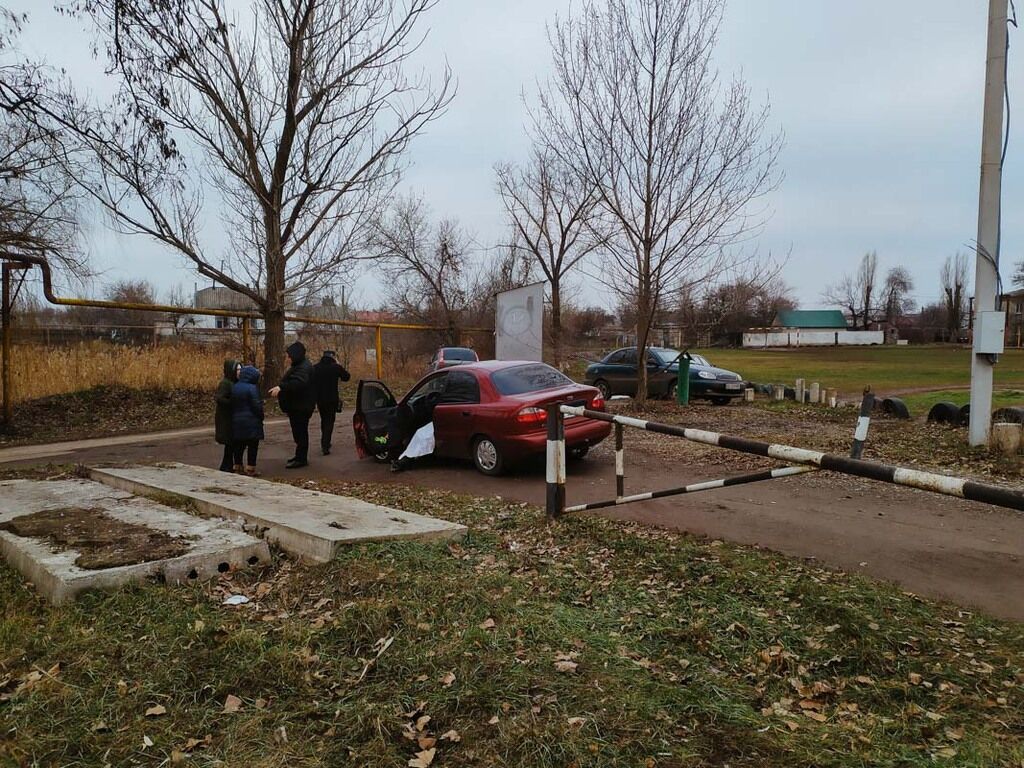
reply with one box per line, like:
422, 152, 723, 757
974, 311, 1006, 355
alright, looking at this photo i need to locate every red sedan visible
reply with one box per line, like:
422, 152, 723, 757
353, 360, 610, 475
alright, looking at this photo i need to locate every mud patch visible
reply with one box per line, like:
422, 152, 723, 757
0, 507, 192, 569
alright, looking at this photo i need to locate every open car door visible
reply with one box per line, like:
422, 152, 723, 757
353, 380, 397, 460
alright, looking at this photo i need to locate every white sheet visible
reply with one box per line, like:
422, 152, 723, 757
399, 422, 435, 460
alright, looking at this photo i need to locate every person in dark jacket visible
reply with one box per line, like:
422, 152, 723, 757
269, 341, 316, 468
215, 359, 240, 472
312, 350, 351, 455
231, 365, 265, 475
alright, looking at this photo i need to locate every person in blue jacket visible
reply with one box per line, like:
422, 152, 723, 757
231, 365, 265, 476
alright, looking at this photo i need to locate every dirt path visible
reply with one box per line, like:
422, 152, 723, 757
2, 419, 1022, 620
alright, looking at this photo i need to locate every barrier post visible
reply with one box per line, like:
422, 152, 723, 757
676, 356, 690, 404
615, 423, 625, 498
545, 404, 566, 519
850, 388, 875, 459
1, 264, 12, 427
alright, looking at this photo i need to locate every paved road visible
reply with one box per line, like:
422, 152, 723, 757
2, 419, 1023, 621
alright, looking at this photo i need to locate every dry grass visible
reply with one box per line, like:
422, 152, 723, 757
1, 341, 428, 404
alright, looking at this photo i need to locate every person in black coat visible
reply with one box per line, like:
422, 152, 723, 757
269, 341, 316, 468
230, 365, 265, 475
312, 350, 351, 455
215, 359, 240, 472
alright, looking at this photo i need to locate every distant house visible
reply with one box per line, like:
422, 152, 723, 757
771, 309, 847, 330
1001, 288, 1024, 347
745, 308, 884, 348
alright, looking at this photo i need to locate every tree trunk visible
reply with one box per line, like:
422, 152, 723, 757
550, 277, 562, 368
635, 286, 652, 404
264, 308, 286, 386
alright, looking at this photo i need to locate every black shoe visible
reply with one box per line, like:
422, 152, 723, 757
285, 459, 308, 469
322, 447, 331, 456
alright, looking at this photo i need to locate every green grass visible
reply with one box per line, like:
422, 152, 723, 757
690, 346, 1024, 396
1, 475, 1021, 767
897, 388, 1024, 415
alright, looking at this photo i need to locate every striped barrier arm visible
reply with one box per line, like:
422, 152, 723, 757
556, 405, 1024, 513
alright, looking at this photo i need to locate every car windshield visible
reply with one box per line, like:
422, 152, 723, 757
688, 354, 710, 367
491, 363, 572, 395
651, 348, 682, 365
443, 347, 477, 361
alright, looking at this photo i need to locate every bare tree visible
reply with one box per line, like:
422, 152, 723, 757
370, 194, 472, 344
540, 0, 781, 401
823, 251, 878, 330
495, 145, 600, 366
880, 266, 915, 326
0, 8, 85, 278
941, 253, 969, 337
41, 0, 452, 383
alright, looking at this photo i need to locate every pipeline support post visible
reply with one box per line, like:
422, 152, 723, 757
375, 326, 383, 379
850, 388, 875, 459
545, 403, 566, 520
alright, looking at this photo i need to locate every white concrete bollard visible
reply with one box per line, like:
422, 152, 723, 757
795, 378, 804, 403
991, 422, 1023, 456
819, 387, 828, 404
773, 385, 785, 401
744, 387, 755, 402
808, 382, 820, 403
826, 388, 838, 408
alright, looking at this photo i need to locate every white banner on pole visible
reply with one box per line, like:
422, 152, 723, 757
495, 282, 544, 361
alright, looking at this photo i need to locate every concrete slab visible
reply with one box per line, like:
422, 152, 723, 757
0, 479, 270, 604
90, 463, 467, 562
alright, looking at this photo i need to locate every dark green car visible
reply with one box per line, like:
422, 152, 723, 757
583, 347, 745, 404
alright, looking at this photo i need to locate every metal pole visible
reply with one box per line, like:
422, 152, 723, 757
676, 356, 690, 404
969, 0, 1009, 446
1, 264, 12, 428
375, 325, 383, 379
850, 388, 875, 459
545, 403, 566, 519
615, 423, 625, 498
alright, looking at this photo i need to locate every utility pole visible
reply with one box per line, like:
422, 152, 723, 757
969, 0, 1009, 446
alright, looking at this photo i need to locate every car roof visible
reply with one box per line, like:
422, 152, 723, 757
440, 346, 475, 352
447, 359, 551, 372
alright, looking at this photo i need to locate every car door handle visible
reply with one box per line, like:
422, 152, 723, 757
461, 411, 471, 417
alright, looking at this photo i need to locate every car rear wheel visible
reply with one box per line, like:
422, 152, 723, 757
472, 436, 504, 476
594, 379, 611, 400
710, 396, 731, 406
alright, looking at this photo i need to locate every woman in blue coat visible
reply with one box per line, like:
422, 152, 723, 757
231, 365, 265, 475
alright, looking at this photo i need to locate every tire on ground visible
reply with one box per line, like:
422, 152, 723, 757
927, 401, 961, 425
992, 406, 1024, 424
880, 397, 910, 419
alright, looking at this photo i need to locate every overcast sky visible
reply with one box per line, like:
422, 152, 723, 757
7, 0, 1023, 312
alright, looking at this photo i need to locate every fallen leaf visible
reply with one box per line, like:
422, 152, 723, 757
440, 671, 456, 688
415, 714, 431, 732
408, 747, 436, 767
945, 726, 965, 741
144, 704, 167, 718
440, 729, 461, 742
223, 694, 243, 713
416, 622, 432, 631
784, 720, 800, 731
854, 675, 874, 685
567, 716, 586, 727
142, 735, 154, 749
117, 680, 129, 696
803, 711, 827, 722
417, 736, 436, 750
274, 725, 288, 744
479, 618, 496, 630
171, 749, 186, 764
554, 660, 578, 674
908, 673, 922, 685
487, 715, 500, 725
90, 721, 109, 733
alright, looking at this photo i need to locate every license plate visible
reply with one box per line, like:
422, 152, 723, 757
725, 382, 742, 391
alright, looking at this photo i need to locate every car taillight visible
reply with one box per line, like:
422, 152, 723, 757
589, 394, 605, 410
516, 406, 547, 425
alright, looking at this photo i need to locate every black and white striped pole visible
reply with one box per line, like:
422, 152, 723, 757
850, 388, 874, 459
559, 405, 1024, 512
615, 423, 625, 499
545, 403, 566, 519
